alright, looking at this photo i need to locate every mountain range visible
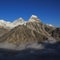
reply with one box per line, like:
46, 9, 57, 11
0, 15, 53, 29
0, 15, 60, 50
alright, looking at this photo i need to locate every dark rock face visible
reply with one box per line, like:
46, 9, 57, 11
44, 24, 55, 34
44, 25, 60, 41
51, 28, 60, 40
44, 26, 60, 40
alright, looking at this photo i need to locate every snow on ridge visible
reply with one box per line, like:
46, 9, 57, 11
0, 18, 27, 29
13, 17, 26, 25
46, 24, 54, 27
0, 15, 54, 29
0, 15, 40, 28
0, 20, 12, 28
0, 20, 11, 23
29, 15, 40, 22
31, 15, 38, 19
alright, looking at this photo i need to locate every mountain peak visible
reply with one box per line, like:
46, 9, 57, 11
31, 15, 38, 19
29, 15, 40, 22
18, 17, 24, 21
12, 17, 26, 27
13, 17, 24, 24
13, 17, 24, 23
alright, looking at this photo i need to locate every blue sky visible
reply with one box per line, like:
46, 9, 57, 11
0, 0, 60, 26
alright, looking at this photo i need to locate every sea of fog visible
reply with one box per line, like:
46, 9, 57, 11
0, 41, 60, 60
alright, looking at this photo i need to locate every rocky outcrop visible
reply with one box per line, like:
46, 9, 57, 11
44, 24, 55, 34
51, 28, 60, 40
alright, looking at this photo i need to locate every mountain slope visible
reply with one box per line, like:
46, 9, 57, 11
0, 25, 47, 46
0, 27, 9, 37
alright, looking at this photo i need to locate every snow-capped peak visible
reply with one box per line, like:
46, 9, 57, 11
0, 20, 5, 22
18, 17, 23, 20
31, 15, 38, 19
0, 20, 11, 27
12, 17, 26, 26
0, 18, 27, 29
0, 20, 14, 28
13, 17, 24, 24
0, 20, 11, 23
29, 15, 40, 22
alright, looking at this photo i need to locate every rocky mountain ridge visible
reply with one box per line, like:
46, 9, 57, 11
0, 15, 54, 29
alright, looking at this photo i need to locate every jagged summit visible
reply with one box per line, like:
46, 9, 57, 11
0, 17, 26, 28
31, 15, 38, 19
12, 17, 26, 27
29, 15, 41, 22
13, 17, 24, 24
